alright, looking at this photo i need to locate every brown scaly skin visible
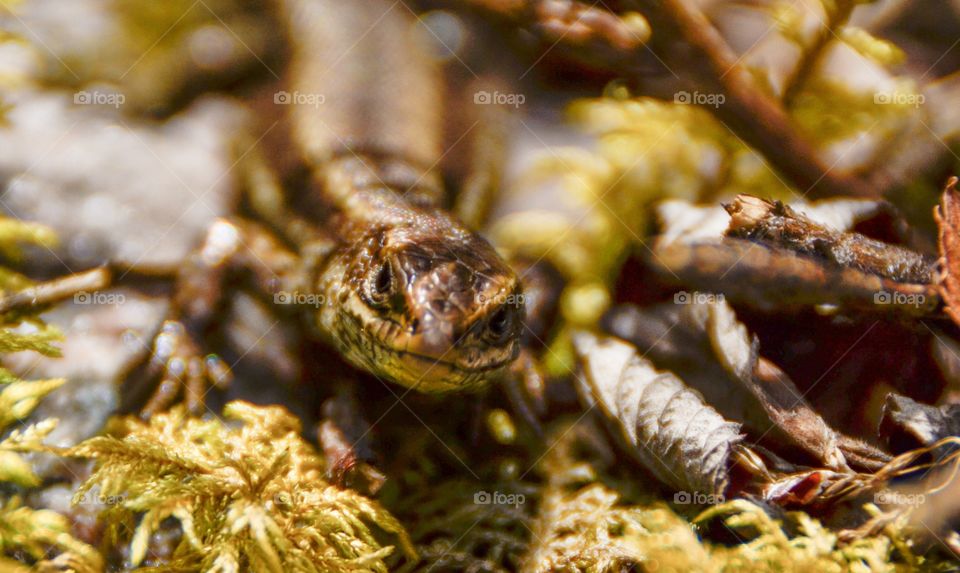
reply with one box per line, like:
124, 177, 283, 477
283, 0, 525, 392
313, 154, 524, 392
131, 0, 526, 412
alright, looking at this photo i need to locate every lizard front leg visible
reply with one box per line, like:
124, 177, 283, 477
135, 216, 314, 416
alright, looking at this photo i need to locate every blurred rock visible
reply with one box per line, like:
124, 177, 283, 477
0, 90, 246, 271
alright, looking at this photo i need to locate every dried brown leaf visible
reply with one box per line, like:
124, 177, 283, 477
879, 393, 960, 453
573, 331, 743, 496
604, 301, 889, 471
706, 300, 850, 471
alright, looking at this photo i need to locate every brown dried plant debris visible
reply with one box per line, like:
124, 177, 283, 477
652, 239, 939, 315
725, 195, 934, 285
880, 393, 960, 453
571, 317, 960, 542
455, 0, 651, 70
936, 176, 960, 328
651, 197, 940, 316
602, 300, 889, 472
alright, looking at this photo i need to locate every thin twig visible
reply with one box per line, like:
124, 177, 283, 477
460, 0, 878, 198
0, 267, 111, 315
648, 0, 875, 199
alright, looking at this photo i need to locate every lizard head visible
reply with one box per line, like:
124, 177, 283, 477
316, 219, 524, 392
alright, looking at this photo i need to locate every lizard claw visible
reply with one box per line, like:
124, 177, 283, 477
140, 320, 233, 417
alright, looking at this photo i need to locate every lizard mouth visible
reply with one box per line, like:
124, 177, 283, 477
398, 347, 515, 373
373, 337, 515, 393
339, 311, 516, 390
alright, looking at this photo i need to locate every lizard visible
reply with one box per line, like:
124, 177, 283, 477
130, 0, 527, 415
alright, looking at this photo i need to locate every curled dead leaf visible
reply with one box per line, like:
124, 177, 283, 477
573, 331, 743, 496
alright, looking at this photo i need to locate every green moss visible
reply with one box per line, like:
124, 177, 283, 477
67, 402, 416, 572
0, 217, 100, 569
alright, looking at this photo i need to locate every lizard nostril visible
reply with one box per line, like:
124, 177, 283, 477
485, 305, 516, 344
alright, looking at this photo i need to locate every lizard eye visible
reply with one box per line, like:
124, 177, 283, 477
368, 260, 396, 306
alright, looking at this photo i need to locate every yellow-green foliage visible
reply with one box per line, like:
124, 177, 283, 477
0, 416, 58, 487
566, 94, 792, 205
0, 219, 58, 296
50, 0, 218, 86
523, 482, 706, 573
789, 74, 921, 149
521, 420, 706, 572
66, 401, 416, 572
692, 500, 934, 572
767, 10, 922, 169
511, 419, 944, 573
0, 217, 101, 570
0, 0, 30, 123
492, 94, 799, 376
839, 27, 905, 67
0, 219, 57, 264
492, 94, 796, 288
0, 497, 102, 573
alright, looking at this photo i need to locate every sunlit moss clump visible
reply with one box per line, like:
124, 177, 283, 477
0, 385, 101, 572
0, 218, 57, 292
0, 217, 101, 570
66, 401, 416, 572
567, 94, 796, 205
693, 500, 929, 572
493, 95, 790, 295
781, 21, 925, 167
0, 496, 102, 573
524, 482, 707, 572
513, 419, 942, 572
521, 420, 705, 572
789, 75, 923, 152
493, 93, 796, 289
